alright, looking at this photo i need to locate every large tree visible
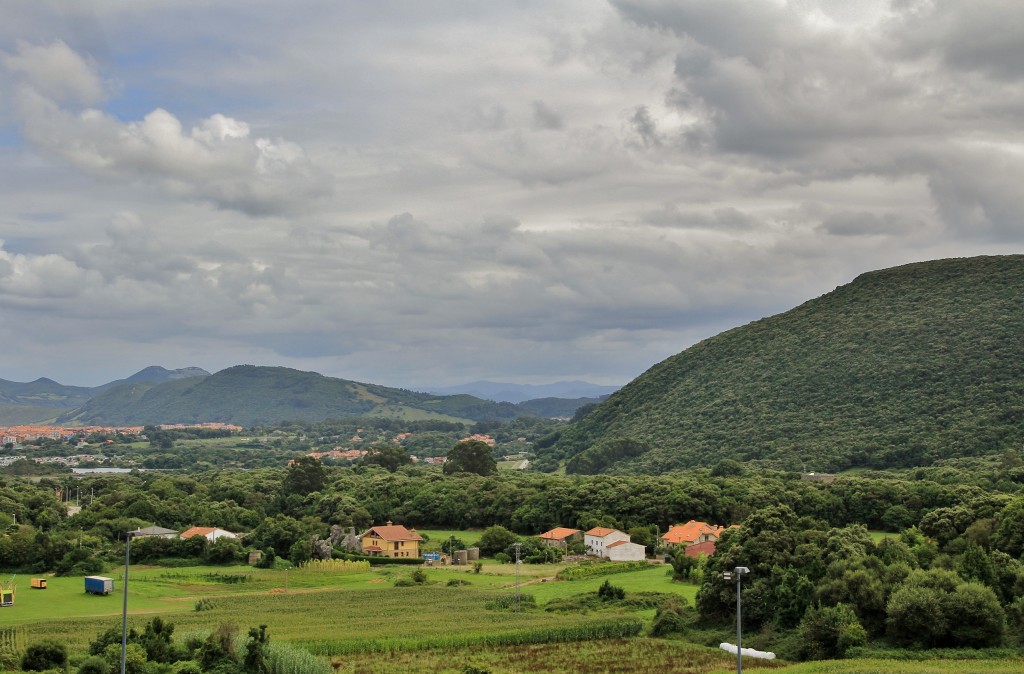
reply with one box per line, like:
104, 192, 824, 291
282, 455, 326, 495
443, 440, 497, 476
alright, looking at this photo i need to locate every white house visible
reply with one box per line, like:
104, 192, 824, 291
180, 526, 238, 542
606, 540, 647, 562
584, 527, 631, 558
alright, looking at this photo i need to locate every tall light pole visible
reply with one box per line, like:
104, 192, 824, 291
513, 542, 522, 613
121, 531, 138, 674
723, 566, 750, 674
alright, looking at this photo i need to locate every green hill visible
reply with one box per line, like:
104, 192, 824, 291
552, 255, 1024, 474
57, 365, 527, 426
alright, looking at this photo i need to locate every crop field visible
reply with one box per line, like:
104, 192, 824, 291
2, 562, 696, 656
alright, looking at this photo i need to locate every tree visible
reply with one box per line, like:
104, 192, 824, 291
282, 455, 326, 496
361, 444, 412, 473
798, 603, 867, 660
886, 584, 948, 647
946, 582, 1005, 648
443, 440, 497, 476
992, 496, 1024, 558
477, 525, 518, 556
243, 625, 270, 674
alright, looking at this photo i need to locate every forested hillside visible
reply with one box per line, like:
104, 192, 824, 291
57, 365, 527, 426
552, 255, 1024, 473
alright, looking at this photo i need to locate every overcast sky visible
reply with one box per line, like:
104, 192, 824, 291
1, 0, 1022, 389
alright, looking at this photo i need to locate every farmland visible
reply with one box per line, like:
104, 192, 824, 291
2, 561, 696, 654
13, 562, 1016, 674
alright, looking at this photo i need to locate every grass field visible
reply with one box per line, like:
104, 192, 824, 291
4, 553, 1021, 673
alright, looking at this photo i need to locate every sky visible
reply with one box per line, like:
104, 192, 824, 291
1, 0, 1022, 389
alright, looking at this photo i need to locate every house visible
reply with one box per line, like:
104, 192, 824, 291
584, 527, 631, 558
131, 525, 179, 539
661, 520, 726, 547
606, 540, 647, 562
180, 527, 238, 542
537, 527, 582, 549
359, 521, 423, 558
683, 540, 717, 558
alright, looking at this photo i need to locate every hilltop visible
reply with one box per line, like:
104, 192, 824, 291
551, 255, 1024, 474
56, 365, 527, 426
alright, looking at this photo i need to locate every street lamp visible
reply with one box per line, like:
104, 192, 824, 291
121, 531, 139, 674
723, 566, 750, 674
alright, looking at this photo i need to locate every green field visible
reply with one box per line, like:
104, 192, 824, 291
4, 556, 1019, 673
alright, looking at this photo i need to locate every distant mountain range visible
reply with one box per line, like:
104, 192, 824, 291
551, 255, 1024, 474
421, 380, 620, 403
0, 365, 602, 426
0, 366, 211, 424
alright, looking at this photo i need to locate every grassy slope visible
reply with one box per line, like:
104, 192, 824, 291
555, 255, 1024, 473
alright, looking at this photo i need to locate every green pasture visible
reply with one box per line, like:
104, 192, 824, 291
418, 528, 485, 547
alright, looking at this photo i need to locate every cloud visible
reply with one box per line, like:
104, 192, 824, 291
3, 40, 329, 216
0, 2, 1023, 389
1, 39, 104, 105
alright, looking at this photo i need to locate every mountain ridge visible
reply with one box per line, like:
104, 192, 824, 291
551, 254, 1024, 474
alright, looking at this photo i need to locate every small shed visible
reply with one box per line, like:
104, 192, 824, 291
30, 578, 47, 589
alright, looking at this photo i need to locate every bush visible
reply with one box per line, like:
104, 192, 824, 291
494, 553, 510, 564
798, 603, 867, 660
21, 640, 68, 671
886, 585, 948, 648
597, 580, 625, 601
410, 568, 428, 584
76, 655, 109, 674
650, 597, 688, 637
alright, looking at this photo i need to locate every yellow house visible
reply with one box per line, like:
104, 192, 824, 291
359, 521, 423, 558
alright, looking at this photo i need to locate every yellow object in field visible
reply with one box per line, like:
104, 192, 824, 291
30, 578, 47, 589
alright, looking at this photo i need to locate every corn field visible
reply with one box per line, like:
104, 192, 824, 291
295, 559, 370, 574
298, 617, 644, 655
556, 561, 650, 580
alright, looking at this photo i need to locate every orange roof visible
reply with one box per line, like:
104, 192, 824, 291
362, 523, 423, 542
538, 527, 581, 541
607, 540, 634, 548
661, 520, 723, 545
585, 527, 619, 538
180, 526, 218, 538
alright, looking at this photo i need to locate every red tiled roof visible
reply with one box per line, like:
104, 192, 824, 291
538, 527, 581, 541
607, 540, 633, 548
181, 526, 217, 538
585, 527, 619, 538
661, 520, 723, 545
684, 541, 717, 558
362, 523, 423, 542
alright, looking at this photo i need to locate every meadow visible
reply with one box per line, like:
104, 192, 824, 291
4, 555, 1020, 673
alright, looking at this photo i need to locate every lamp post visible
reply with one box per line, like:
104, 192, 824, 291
723, 566, 750, 674
121, 531, 138, 674
513, 542, 522, 613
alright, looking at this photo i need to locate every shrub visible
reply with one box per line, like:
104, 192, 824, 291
21, 640, 68, 671
76, 655, 109, 674
650, 597, 688, 637
410, 568, 428, 584
798, 603, 867, 660
597, 580, 625, 601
